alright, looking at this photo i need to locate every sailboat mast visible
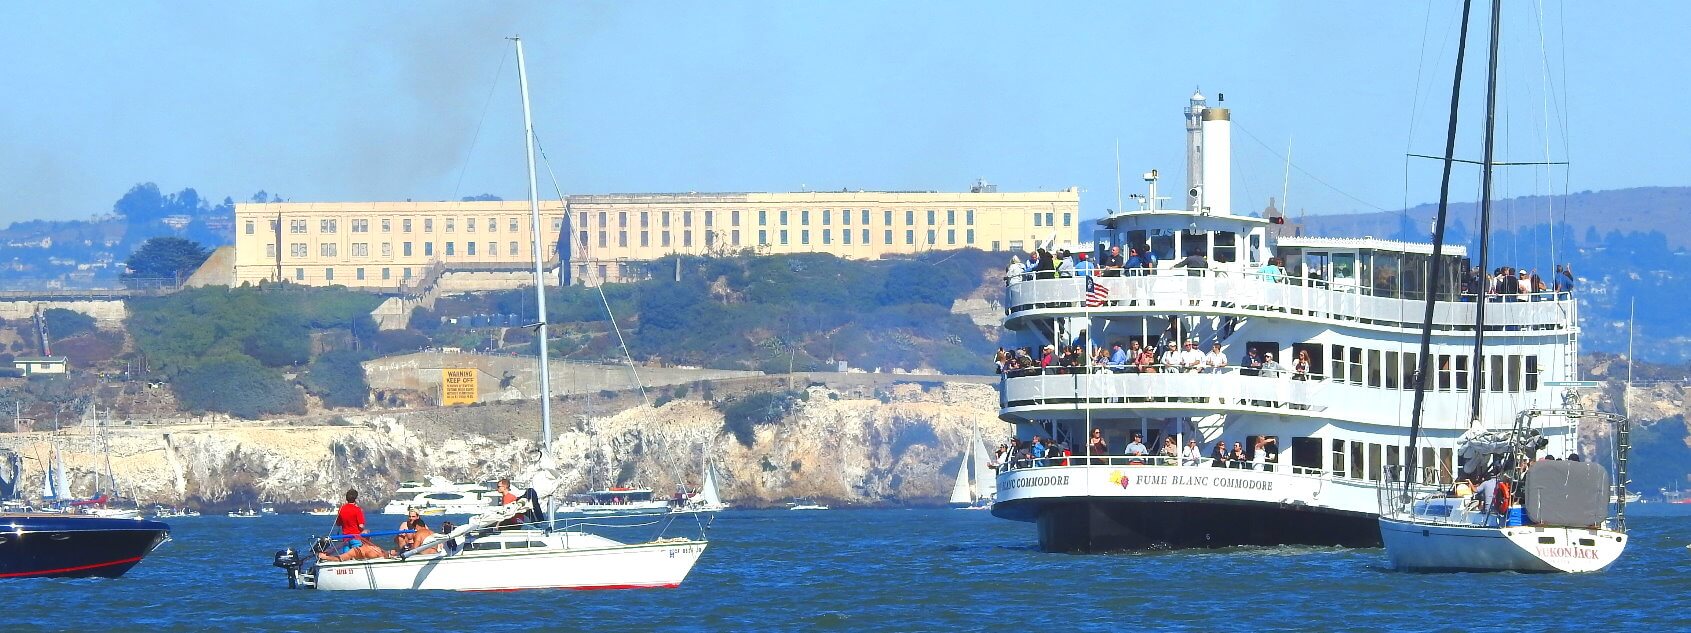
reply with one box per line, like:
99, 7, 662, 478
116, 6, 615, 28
1468, 0, 1503, 424
513, 36, 554, 460
1404, 0, 1474, 490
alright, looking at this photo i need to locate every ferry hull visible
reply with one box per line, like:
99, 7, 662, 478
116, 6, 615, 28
0, 515, 170, 579
1010, 498, 1378, 552
312, 538, 706, 591
1379, 518, 1626, 573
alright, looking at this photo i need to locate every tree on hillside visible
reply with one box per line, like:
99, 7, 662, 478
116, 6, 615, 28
42, 308, 96, 340
302, 349, 374, 408
124, 237, 211, 283
173, 355, 305, 419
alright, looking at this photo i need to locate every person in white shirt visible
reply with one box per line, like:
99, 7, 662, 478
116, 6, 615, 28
1203, 342, 1228, 374
1180, 439, 1204, 467
1178, 341, 1205, 372
1159, 341, 1183, 372
1005, 256, 1025, 283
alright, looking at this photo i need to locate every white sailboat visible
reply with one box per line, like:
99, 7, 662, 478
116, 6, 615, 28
1377, 0, 1626, 573
950, 426, 995, 509
675, 455, 729, 514
272, 36, 706, 591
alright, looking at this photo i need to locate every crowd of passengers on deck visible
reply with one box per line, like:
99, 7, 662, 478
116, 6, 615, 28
989, 432, 1280, 472
995, 341, 1312, 381
1003, 243, 1578, 301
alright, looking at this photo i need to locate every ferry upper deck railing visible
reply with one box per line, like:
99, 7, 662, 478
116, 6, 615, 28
1000, 365, 1329, 414
995, 453, 1333, 476
1003, 268, 1573, 332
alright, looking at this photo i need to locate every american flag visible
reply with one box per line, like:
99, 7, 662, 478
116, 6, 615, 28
1084, 275, 1110, 307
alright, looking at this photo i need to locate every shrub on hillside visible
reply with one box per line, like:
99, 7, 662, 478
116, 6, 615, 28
174, 356, 305, 419
302, 349, 374, 408
43, 308, 96, 340
716, 390, 804, 447
52, 332, 124, 367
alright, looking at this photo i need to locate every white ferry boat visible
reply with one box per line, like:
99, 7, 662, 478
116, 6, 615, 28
991, 92, 1582, 552
553, 488, 673, 520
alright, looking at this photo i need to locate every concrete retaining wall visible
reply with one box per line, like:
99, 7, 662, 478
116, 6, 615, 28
0, 299, 127, 328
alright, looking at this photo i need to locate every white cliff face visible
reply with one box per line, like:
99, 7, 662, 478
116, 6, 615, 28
0, 382, 1005, 508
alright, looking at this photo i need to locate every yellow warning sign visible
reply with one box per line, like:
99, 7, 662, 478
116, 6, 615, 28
441, 368, 478, 405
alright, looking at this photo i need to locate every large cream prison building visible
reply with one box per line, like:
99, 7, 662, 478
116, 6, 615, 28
230, 189, 1080, 289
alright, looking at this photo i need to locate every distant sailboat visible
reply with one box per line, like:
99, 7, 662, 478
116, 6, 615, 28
951, 426, 995, 509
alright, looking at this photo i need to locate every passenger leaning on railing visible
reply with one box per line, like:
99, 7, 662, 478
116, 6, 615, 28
1123, 433, 1149, 465
1180, 440, 1204, 467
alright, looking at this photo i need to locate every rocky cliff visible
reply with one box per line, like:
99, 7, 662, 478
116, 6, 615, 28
0, 382, 1005, 509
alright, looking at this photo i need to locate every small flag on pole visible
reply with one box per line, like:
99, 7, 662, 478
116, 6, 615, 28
1085, 275, 1110, 307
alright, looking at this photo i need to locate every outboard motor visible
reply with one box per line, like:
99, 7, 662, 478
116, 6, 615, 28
273, 547, 303, 589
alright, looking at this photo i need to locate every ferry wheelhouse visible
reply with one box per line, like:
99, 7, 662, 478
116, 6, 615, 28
991, 94, 1579, 552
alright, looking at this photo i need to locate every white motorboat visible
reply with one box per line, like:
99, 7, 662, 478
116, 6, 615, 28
1610, 492, 1642, 505
381, 476, 499, 516
788, 499, 830, 511
304, 507, 337, 517
268, 37, 706, 592
949, 425, 997, 509
228, 505, 262, 518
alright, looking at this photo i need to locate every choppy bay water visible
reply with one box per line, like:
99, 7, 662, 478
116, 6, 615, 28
5, 505, 1690, 632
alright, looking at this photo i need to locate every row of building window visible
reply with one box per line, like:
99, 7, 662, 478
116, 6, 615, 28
249, 208, 1070, 238
572, 227, 979, 250
268, 241, 526, 259
292, 266, 416, 283
258, 217, 557, 236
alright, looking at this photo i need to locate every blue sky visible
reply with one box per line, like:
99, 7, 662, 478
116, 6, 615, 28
0, 1, 1683, 225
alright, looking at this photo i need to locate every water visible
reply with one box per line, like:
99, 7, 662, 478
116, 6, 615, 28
6, 506, 1690, 631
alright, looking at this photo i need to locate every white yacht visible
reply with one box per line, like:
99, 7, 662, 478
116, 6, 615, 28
381, 477, 499, 516
991, 91, 1586, 552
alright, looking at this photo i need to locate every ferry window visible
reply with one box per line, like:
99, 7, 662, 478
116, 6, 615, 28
1181, 229, 1207, 257
1489, 355, 1505, 393
1329, 345, 1346, 382
1420, 447, 1437, 484
1508, 355, 1523, 392
1367, 443, 1382, 481
1526, 356, 1539, 391
1366, 349, 1382, 388
1384, 351, 1400, 389
1151, 231, 1176, 260
1126, 230, 1148, 253
1349, 442, 1365, 479
1402, 253, 1428, 299
1437, 354, 1452, 391
1249, 234, 1263, 265
1293, 343, 1324, 379
1438, 447, 1455, 485
1292, 437, 1323, 474
1373, 252, 1400, 298
1214, 231, 1237, 263
1399, 352, 1415, 389
1331, 439, 1346, 477
1348, 347, 1363, 386
1332, 252, 1356, 284
1386, 446, 1401, 481
1245, 341, 1279, 376
1455, 355, 1470, 391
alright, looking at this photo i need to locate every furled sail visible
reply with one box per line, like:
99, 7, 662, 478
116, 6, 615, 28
52, 446, 72, 499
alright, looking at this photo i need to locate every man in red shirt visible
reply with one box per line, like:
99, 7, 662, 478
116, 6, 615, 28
496, 478, 526, 528
319, 488, 386, 561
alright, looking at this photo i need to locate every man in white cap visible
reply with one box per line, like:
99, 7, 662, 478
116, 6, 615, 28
1159, 340, 1183, 373
1178, 340, 1205, 372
